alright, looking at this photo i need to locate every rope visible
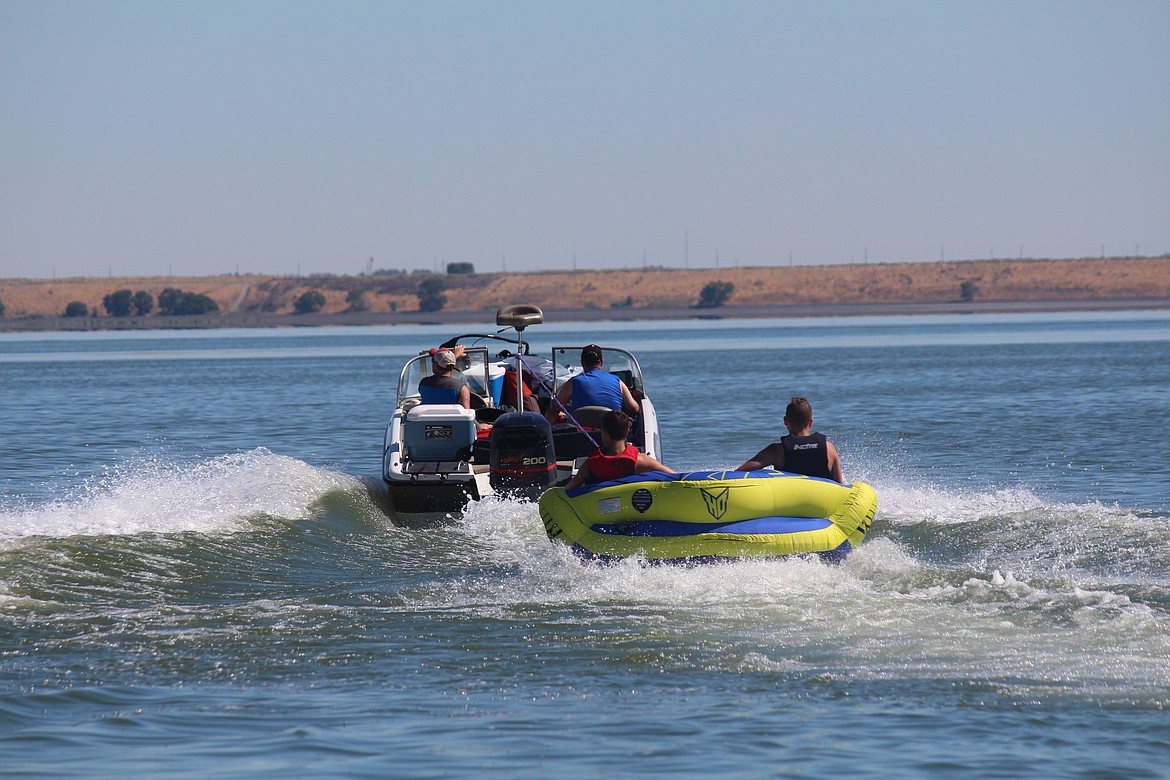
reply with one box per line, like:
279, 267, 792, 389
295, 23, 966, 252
516, 353, 599, 450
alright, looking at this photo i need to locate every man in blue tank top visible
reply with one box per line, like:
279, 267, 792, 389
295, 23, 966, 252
736, 396, 844, 483
418, 347, 471, 407
547, 344, 640, 423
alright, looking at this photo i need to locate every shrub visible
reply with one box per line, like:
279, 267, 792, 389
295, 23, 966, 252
0, 298, 5, 317
346, 289, 371, 312
132, 290, 154, 315
294, 290, 327, 314
158, 287, 219, 315
694, 280, 734, 308
64, 301, 89, 317
417, 277, 447, 312
102, 289, 134, 317
446, 262, 475, 275
959, 280, 979, 301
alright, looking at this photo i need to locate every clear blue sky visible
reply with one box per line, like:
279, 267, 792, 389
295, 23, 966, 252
2, 0, 1167, 279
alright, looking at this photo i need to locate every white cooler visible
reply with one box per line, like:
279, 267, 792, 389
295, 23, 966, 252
403, 404, 477, 461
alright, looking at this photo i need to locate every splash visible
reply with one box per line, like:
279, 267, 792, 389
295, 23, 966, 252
0, 448, 366, 542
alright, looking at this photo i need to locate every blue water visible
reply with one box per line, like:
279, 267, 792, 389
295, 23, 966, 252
2, 311, 1169, 778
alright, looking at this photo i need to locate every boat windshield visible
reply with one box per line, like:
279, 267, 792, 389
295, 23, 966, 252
396, 346, 497, 408
548, 345, 646, 395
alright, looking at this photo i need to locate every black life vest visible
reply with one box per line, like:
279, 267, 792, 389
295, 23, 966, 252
781, 433, 832, 479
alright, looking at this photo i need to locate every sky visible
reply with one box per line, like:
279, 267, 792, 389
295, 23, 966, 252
1, 0, 1168, 279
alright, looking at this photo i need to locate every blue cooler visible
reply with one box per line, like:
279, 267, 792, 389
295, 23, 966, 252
487, 364, 505, 405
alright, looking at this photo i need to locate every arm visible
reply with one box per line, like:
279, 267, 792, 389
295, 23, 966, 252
635, 453, 675, 474
736, 443, 782, 472
457, 384, 471, 409
547, 379, 573, 423
826, 441, 844, 483
564, 460, 591, 491
619, 381, 641, 415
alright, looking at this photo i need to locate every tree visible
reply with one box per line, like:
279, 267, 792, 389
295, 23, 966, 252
417, 277, 447, 312
959, 280, 979, 301
64, 301, 89, 317
102, 289, 134, 317
132, 290, 154, 315
694, 280, 734, 308
446, 262, 475, 274
158, 287, 219, 315
346, 288, 371, 312
0, 298, 5, 317
294, 290, 326, 313
158, 287, 181, 313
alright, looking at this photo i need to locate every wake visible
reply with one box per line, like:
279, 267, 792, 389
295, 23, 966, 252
0, 448, 371, 543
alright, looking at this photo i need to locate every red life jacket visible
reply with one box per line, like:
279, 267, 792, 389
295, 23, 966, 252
586, 444, 640, 482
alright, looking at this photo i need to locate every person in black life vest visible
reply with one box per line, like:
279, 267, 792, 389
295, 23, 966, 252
736, 396, 845, 483
564, 410, 674, 490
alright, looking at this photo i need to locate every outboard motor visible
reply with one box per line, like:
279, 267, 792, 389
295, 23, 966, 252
489, 412, 557, 499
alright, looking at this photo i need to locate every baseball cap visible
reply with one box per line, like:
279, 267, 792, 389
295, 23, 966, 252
432, 348, 457, 368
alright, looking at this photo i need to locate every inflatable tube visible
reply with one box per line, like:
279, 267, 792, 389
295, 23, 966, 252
539, 470, 877, 562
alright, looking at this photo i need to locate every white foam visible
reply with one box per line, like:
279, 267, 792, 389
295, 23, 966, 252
0, 448, 362, 542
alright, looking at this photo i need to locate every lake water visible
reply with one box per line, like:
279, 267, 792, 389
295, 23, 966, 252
2, 311, 1169, 778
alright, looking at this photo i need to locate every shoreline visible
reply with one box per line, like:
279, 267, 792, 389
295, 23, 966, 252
2, 295, 1167, 333
3, 257, 1168, 332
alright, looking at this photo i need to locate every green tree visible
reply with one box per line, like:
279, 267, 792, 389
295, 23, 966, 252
959, 280, 979, 301
446, 262, 475, 274
417, 277, 447, 312
294, 290, 327, 313
0, 298, 5, 317
102, 289, 134, 316
132, 290, 154, 315
346, 288, 371, 311
158, 287, 180, 313
64, 301, 89, 317
694, 280, 734, 308
158, 287, 218, 315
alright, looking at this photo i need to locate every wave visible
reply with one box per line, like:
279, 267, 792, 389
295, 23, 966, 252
395, 495, 1170, 705
0, 448, 378, 543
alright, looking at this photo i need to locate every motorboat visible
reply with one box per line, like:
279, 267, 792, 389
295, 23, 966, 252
383, 305, 663, 514
539, 469, 877, 562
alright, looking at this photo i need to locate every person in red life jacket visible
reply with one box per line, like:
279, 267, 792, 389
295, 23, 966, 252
502, 363, 540, 413
564, 410, 674, 490
736, 396, 845, 483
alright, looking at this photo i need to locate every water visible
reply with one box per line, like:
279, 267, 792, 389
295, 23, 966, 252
2, 312, 1169, 778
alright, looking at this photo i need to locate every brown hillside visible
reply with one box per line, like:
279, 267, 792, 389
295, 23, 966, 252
1, 257, 1168, 321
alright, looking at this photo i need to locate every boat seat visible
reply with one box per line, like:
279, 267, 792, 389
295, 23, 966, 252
570, 405, 611, 430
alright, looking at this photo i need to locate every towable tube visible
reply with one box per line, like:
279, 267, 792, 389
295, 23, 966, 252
539, 469, 877, 562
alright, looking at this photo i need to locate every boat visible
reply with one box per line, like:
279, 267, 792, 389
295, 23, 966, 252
538, 469, 877, 562
383, 305, 664, 514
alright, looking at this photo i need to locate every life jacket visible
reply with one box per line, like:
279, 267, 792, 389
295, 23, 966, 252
780, 433, 832, 479
503, 368, 533, 406
570, 368, 622, 410
418, 374, 464, 405
586, 444, 640, 482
